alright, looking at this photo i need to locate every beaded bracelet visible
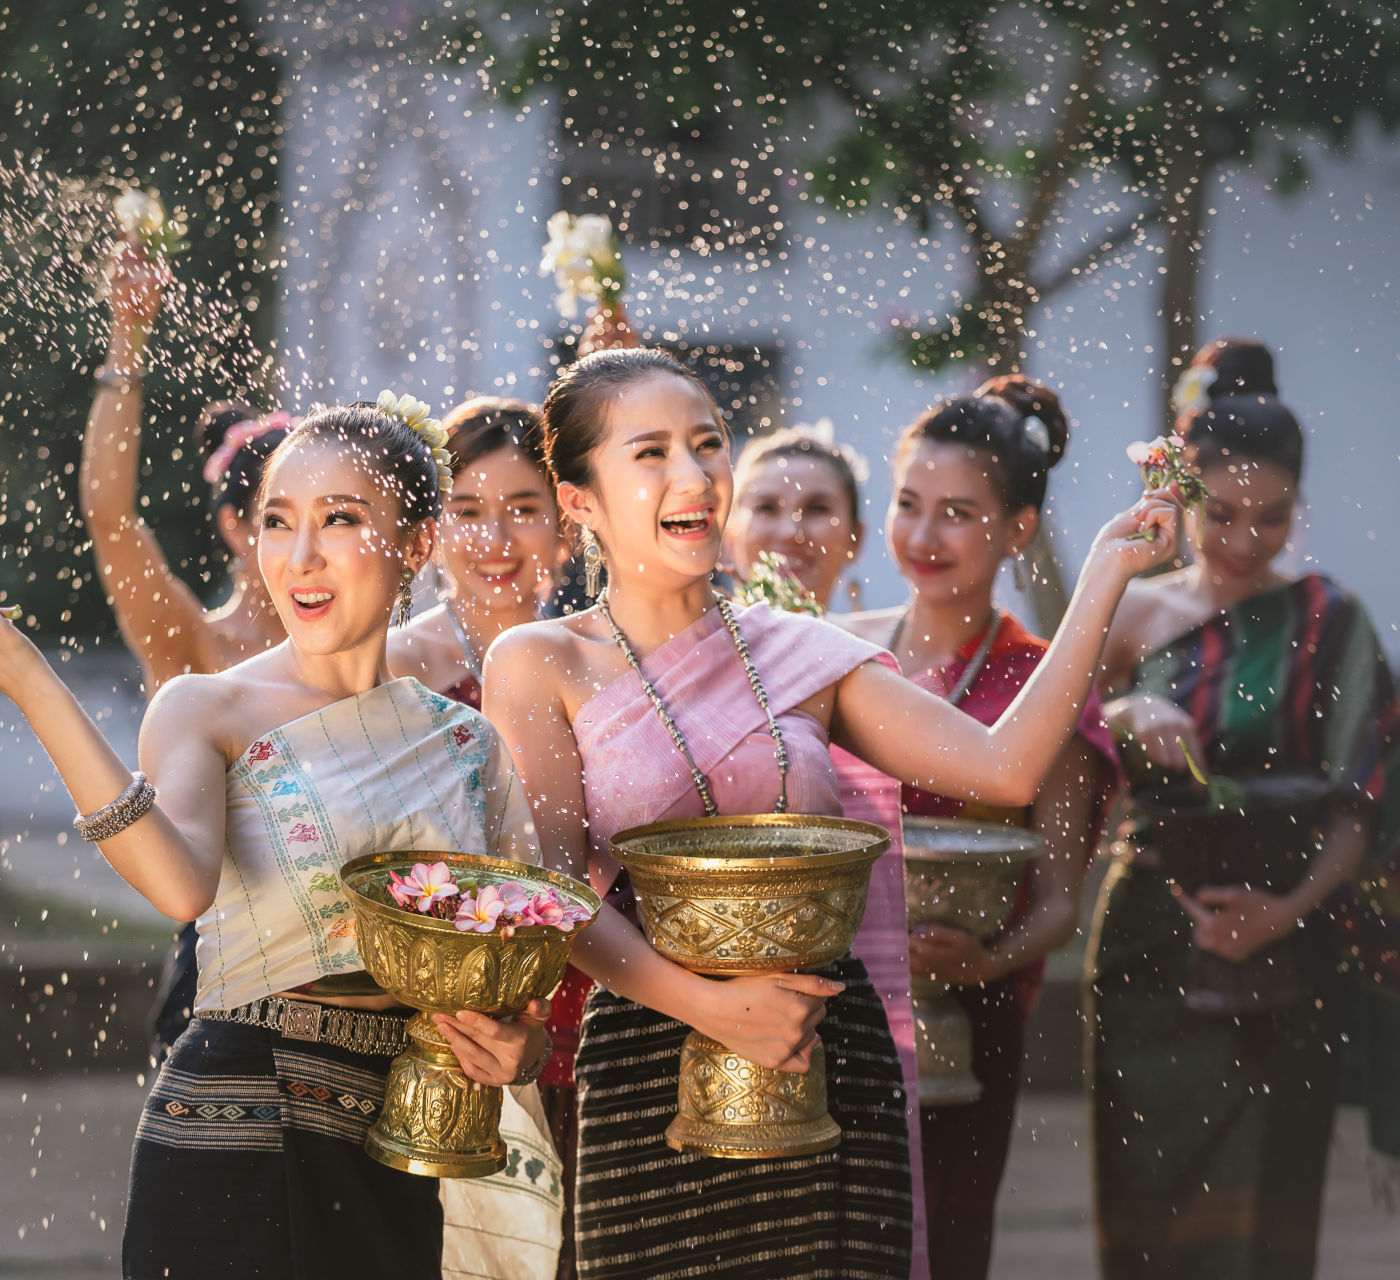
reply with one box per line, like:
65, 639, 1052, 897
73, 772, 157, 843
511, 1035, 554, 1087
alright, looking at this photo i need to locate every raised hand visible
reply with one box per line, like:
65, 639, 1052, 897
102, 240, 169, 356
1087, 487, 1182, 581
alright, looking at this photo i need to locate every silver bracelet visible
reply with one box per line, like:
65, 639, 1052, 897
511, 1035, 553, 1087
73, 772, 157, 843
94, 368, 143, 393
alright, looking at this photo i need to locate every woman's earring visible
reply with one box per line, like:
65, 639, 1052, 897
1012, 550, 1030, 592
582, 529, 603, 599
394, 568, 415, 627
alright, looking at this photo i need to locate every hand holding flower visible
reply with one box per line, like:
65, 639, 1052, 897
1124, 435, 1206, 540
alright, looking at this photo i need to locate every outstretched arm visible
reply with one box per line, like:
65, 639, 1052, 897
482, 628, 841, 1072
1, 616, 227, 920
832, 492, 1179, 805
80, 246, 213, 690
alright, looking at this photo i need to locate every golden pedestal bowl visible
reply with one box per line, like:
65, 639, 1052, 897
340, 852, 600, 1178
610, 814, 889, 1159
902, 818, 1042, 1107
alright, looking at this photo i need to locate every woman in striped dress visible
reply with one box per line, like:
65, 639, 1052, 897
1089, 341, 1400, 1278
481, 347, 1181, 1278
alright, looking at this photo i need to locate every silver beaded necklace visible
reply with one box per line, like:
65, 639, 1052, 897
597, 592, 790, 816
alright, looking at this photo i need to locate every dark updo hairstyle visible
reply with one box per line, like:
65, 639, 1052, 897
541, 347, 722, 498
896, 375, 1070, 514
257, 402, 444, 525
733, 426, 863, 525
441, 396, 547, 480
1177, 337, 1303, 481
197, 399, 289, 520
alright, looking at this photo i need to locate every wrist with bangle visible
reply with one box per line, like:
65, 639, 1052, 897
73, 771, 157, 843
94, 366, 144, 394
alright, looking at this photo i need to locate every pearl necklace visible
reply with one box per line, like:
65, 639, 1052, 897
597, 592, 789, 816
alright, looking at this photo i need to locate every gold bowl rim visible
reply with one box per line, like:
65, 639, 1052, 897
609, 813, 890, 875
339, 850, 602, 937
901, 816, 1043, 865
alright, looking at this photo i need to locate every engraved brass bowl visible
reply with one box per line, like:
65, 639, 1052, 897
340, 852, 600, 1177
610, 815, 889, 1158
902, 818, 1042, 1106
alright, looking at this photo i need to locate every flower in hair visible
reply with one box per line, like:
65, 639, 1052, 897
541, 211, 626, 319
376, 390, 454, 494
1171, 365, 1218, 416
1022, 415, 1052, 456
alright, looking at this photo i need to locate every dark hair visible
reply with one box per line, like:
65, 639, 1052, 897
1187, 336, 1278, 400
442, 397, 547, 480
258, 402, 443, 523
210, 425, 290, 520
896, 375, 1070, 513
1176, 336, 1302, 479
1181, 395, 1305, 481
197, 399, 258, 461
733, 426, 862, 524
541, 347, 720, 491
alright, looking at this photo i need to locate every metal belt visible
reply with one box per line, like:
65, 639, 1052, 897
198, 996, 409, 1056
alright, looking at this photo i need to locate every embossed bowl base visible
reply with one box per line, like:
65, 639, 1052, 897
666, 1031, 841, 1159
913, 992, 982, 1108
365, 1014, 507, 1178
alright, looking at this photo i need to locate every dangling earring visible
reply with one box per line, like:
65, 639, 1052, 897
581, 529, 603, 599
1012, 550, 1030, 592
394, 568, 415, 627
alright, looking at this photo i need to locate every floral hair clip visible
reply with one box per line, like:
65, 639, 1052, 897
1171, 365, 1218, 417
1022, 414, 1052, 455
376, 390, 454, 495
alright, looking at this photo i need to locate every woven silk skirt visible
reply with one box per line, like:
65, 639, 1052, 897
573, 954, 913, 1280
123, 1015, 440, 1279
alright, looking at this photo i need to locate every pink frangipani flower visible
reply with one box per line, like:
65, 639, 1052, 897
398, 861, 460, 913
455, 883, 508, 933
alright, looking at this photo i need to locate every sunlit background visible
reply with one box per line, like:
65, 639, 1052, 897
2, 2, 1398, 1274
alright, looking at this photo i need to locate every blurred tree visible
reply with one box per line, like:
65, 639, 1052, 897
0, 0, 281, 640
483, 0, 1400, 402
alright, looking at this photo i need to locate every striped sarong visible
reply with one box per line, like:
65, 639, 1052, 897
123, 1015, 440, 1279
573, 955, 913, 1279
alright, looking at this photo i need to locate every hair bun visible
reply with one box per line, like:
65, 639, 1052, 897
974, 374, 1070, 468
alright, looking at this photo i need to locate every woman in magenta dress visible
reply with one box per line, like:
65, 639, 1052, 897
844, 376, 1119, 1278
480, 347, 1178, 1278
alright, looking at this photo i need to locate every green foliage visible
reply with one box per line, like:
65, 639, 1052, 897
0, 0, 281, 639
486, 0, 1400, 375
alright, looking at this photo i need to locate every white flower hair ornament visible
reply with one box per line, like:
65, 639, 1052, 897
1172, 365, 1218, 417
376, 390, 454, 495
1022, 414, 1052, 456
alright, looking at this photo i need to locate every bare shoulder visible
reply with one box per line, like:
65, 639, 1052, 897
141, 670, 241, 753
833, 606, 901, 645
387, 606, 461, 686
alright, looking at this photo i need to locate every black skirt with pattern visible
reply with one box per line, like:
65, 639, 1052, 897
573, 954, 913, 1280
123, 1015, 440, 1280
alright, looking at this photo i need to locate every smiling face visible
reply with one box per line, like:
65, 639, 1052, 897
1190, 457, 1296, 588
439, 445, 560, 614
257, 440, 432, 656
888, 440, 1034, 608
726, 453, 862, 607
558, 373, 732, 590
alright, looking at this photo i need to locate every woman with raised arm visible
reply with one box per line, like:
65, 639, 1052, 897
1088, 339, 1399, 1278
842, 378, 1120, 1279
81, 243, 293, 1059
80, 243, 287, 690
2, 396, 549, 1279
480, 347, 1178, 1278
